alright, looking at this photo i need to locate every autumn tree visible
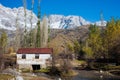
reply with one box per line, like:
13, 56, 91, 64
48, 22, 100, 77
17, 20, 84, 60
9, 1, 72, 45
82, 43, 93, 59
86, 25, 103, 59
103, 18, 120, 65
67, 43, 74, 54
81, 25, 103, 68
73, 40, 80, 58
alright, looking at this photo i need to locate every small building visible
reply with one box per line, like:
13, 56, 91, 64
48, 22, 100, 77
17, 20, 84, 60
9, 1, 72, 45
16, 48, 53, 70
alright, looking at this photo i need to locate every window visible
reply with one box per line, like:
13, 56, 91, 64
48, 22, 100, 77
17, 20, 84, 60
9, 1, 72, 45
35, 54, 39, 59
22, 54, 26, 59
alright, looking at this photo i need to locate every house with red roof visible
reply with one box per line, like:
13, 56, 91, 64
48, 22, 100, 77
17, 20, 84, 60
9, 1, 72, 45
17, 48, 53, 70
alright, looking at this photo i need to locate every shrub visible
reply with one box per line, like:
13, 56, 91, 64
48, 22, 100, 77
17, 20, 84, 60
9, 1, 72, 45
92, 63, 107, 70
34, 68, 50, 73
93, 63, 120, 70
61, 70, 76, 77
21, 68, 31, 73
48, 66, 61, 76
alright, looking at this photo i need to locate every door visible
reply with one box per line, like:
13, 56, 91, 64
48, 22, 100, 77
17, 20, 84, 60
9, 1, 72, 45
32, 64, 41, 70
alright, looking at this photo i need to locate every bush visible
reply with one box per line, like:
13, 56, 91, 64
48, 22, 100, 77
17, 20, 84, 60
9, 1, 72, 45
92, 63, 108, 70
33, 68, 50, 73
48, 66, 61, 76
93, 63, 120, 70
61, 70, 76, 77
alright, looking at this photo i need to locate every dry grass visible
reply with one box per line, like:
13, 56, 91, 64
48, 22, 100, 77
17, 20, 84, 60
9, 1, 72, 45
30, 77, 50, 80
22, 73, 52, 80
71, 60, 87, 67
23, 76, 52, 80
0, 74, 14, 80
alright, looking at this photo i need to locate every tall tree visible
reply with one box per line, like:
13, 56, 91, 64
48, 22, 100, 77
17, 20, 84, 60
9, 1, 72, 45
42, 16, 48, 47
48, 25, 51, 42
29, 0, 34, 47
74, 40, 80, 54
15, 10, 21, 51
84, 25, 102, 59
23, 0, 27, 48
103, 18, 120, 59
0, 31, 7, 53
35, 0, 41, 48
23, 0, 27, 47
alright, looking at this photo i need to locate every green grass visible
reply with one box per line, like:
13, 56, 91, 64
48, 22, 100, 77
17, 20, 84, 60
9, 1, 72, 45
105, 65, 120, 70
0, 74, 14, 80
33, 68, 50, 73
74, 60, 86, 64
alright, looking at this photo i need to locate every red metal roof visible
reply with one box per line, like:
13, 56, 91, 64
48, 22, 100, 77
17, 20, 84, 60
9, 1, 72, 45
17, 48, 53, 54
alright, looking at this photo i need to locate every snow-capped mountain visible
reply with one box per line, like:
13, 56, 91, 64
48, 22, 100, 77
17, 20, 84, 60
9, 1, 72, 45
48, 15, 107, 29
95, 21, 107, 26
0, 4, 38, 31
0, 4, 107, 31
48, 15, 91, 29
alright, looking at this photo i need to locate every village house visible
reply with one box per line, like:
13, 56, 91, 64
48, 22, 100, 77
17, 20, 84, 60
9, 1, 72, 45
16, 48, 53, 70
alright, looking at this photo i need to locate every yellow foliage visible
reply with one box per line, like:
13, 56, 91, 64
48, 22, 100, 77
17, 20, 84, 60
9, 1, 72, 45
8, 47, 14, 54
48, 34, 74, 54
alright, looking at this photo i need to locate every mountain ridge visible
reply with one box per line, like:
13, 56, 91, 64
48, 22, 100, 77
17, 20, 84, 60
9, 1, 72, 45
0, 4, 107, 31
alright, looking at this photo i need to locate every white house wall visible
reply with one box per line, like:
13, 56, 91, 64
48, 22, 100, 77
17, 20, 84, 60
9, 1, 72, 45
17, 54, 51, 65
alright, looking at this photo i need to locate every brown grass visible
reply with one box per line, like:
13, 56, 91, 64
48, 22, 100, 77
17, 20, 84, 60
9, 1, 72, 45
0, 74, 14, 80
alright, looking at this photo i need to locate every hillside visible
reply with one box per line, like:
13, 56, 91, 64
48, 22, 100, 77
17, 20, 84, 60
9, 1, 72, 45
48, 25, 90, 54
50, 25, 89, 41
